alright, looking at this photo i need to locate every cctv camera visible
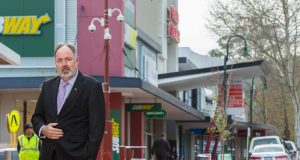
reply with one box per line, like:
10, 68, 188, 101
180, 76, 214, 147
104, 28, 112, 40
104, 32, 112, 40
88, 24, 96, 32
117, 14, 124, 22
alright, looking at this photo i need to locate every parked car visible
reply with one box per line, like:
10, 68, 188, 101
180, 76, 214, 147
285, 141, 299, 160
249, 144, 291, 160
249, 136, 283, 155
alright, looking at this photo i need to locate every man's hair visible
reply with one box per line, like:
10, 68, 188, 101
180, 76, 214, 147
54, 42, 77, 56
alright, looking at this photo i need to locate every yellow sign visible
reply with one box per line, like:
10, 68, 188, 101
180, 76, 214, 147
7, 110, 20, 133
0, 13, 51, 35
112, 118, 120, 154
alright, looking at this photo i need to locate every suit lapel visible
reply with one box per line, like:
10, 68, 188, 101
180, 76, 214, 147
58, 72, 84, 116
52, 77, 60, 116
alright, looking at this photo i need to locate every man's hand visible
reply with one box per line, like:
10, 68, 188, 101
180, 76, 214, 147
41, 123, 64, 139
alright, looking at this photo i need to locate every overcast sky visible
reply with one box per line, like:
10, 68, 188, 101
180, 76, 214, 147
178, 0, 219, 55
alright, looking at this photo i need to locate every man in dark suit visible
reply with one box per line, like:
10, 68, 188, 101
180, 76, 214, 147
151, 134, 171, 160
32, 43, 105, 160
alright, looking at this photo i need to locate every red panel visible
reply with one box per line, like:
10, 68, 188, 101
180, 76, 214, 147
77, 0, 124, 76
169, 5, 179, 24
228, 83, 243, 108
78, 0, 104, 17
130, 112, 144, 158
111, 93, 122, 109
78, 0, 122, 16
167, 22, 180, 43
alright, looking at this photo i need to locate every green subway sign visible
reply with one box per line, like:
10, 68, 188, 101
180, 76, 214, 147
144, 109, 167, 118
125, 103, 161, 112
0, 14, 51, 35
111, 109, 121, 160
0, 0, 54, 57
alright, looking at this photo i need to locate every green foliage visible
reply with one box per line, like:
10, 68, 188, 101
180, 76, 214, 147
207, 106, 231, 141
208, 49, 224, 57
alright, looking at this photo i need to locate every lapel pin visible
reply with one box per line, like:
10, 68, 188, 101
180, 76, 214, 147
75, 88, 77, 91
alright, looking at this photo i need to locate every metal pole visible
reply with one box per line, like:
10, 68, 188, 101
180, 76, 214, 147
23, 101, 27, 126
249, 78, 254, 139
104, 0, 110, 122
246, 78, 254, 160
98, 0, 113, 159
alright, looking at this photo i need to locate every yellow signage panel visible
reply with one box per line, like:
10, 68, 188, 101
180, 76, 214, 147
7, 110, 20, 133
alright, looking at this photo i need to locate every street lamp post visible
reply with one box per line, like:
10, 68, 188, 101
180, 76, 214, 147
88, 1, 124, 159
249, 78, 254, 139
223, 35, 249, 111
223, 35, 248, 160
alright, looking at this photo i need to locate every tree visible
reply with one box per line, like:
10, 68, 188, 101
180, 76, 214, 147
208, 49, 224, 57
254, 76, 295, 139
208, 0, 300, 146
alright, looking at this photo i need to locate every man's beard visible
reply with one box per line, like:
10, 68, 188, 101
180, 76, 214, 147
58, 68, 75, 79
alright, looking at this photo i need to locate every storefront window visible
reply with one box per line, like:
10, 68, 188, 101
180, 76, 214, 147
124, 47, 136, 77
139, 45, 158, 86
195, 136, 203, 156
179, 90, 191, 106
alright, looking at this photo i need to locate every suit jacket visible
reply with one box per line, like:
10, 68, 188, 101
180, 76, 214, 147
151, 138, 171, 159
32, 71, 105, 160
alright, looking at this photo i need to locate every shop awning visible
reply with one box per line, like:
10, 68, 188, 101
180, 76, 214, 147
103, 77, 206, 121
0, 76, 206, 121
229, 121, 280, 136
0, 43, 20, 65
158, 60, 269, 91
172, 118, 280, 136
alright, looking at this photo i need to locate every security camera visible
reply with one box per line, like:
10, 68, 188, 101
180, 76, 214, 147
88, 24, 96, 32
108, 8, 124, 22
104, 32, 112, 40
104, 28, 112, 40
117, 14, 124, 22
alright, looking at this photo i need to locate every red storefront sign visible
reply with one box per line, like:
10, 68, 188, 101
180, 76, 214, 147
227, 83, 243, 108
169, 5, 179, 24
217, 80, 244, 115
167, 5, 180, 43
168, 22, 180, 43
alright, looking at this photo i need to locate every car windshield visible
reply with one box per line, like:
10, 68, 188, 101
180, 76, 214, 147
285, 143, 293, 150
253, 138, 278, 148
254, 146, 284, 153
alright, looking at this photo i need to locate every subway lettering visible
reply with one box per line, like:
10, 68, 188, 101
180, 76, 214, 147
0, 13, 51, 35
